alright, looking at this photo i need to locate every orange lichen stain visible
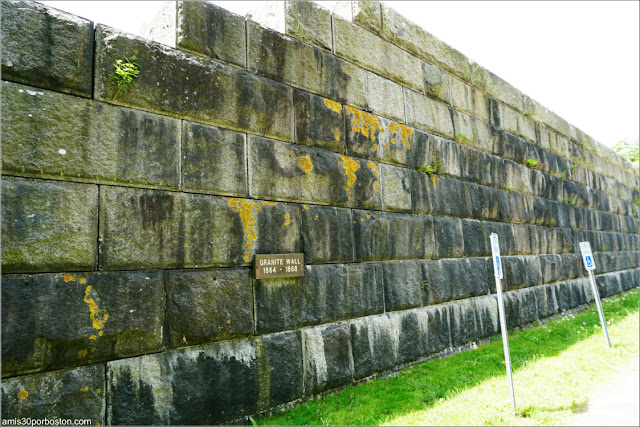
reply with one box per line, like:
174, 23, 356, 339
324, 98, 342, 113
78, 349, 88, 358
303, 205, 308, 210
431, 175, 437, 188
346, 106, 382, 142
366, 215, 371, 219
333, 129, 341, 142
98, 331, 103, 336
371, 144, 378, 152
96, 388, 102, 394
340, 156, 360, 200
89, 335, 97, 340
81, 387, 89, 392
383, 143, 388, 149
79, 277, 86, 284
18, 390, 28, 399
284, 213, 291, 227
390, 123, 414, 149
227, 320, 231, 324
367, 161, 379, 179
62, 273, 76, 282
84, 286, 109, 333
297, 155, 313, 174
226, 198, 278, 262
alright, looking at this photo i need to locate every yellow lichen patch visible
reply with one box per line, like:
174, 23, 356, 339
297, 155, 313, 174
431, 175, 437, 188
367, 161, 379, 179
98, 331, 103, 336
261, 201, 278, 206
244, 251, 251, 263
284, 212, 291, 227
81, 387, 89, 392
79, 277, 86, 284
89, 335, 97, 340
78, 349, 88, 358
371, 144, 378, 152
324, 98, 342, 113
366, 215, 371, 219
18, 390, 28, 399
227, 320, 231, 324
346, 106, 382, 141
96, 388, 102, 394
373, 181, 380, 192
314, 215, 318, 220
227, 198, 278, 262
333, 129, 341, 143
340, 156, 360, 200
303, 205, 308, 210
390, 123, 414, 149
84, 286, 109, 333
62, 273, 75, 282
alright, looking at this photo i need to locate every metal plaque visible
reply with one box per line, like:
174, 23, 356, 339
254, 253, 305, 279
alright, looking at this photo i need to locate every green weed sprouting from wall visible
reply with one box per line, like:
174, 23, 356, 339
418, 155, 442, 175
112, 55, 140, 100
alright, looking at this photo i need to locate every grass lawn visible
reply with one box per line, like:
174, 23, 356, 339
257, 288, 639, 426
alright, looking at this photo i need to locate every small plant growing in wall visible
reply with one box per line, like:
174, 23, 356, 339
527, 159, 538, 168
112, 55, 140, 100
548, 218, 556, 228
560, 170, 567, 180
418, 155, 442, 175
504, 186, 514, 192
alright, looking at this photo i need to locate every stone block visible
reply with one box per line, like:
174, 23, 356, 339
381, 4, 471, 82
380, 163, 412, 212
294, 90, 346, 153
366, 71, 405, 122
461, 147, 503, 187
255, 263, 384, 333
165, 269, 253, 348
1, 364, 104, 424
349, 314, 397, 379
422, 61, 451, 104
284, 1, 332, 50
543, 284, 559, 318
501, 256, 542, 290
2, 82, 181, 189
353, 210, 425, 261
303, 323, 353, 394
182, 122, 247, 195
448, 299, 477, 347
94, 25, 294, 142
483, 221, 516, 255
259, 331, 304, 407
333, 15, 423, 91
414, 174, 472, 218
497, 190, 534, 224
539, 254, 563, 283
107, 339, 261, 425
433, 216, 464, 258
382, 260, 423, 311
1, 0, 93, 97
423, 258, 489, 305
462, 219, 488, 257
404, 88, 454, 139
452, 110, 492, 153
512, 223, 532, 255
471, 64, 524, 112
474, 295, 499, 339
502, 291, 523, 330
248, 21, 365, 107
1, 177, 98, 273
301, 205, 354, 263
480, 185, 500, 221
520, 287, 539, 325
1, 271, 164, 377
249, 136, 381, 209
504, 159, 532, 195
391, 309, 430, 364
449, 76, 489, 122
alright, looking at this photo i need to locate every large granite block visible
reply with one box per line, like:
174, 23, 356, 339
1, 0, 93, 97
349, 315, 398, 379
474, 295, 499, 339
366, 71, 406, 122
2, 82, 181, 189
2, 271, 164, 377
423, 258, 489, 305
391, 309, 430, 364
433, 216, 464, 258
501, 256, 542, 291
382, 260, 423, 311
248, 21, 365, 107
94, 25, 293, 142
380, 163, 413, 212
354, 210, 426, 261
1, 177, 98, 273
249, 136, 381, 209
1, 364, 104, 424
294, 90, 346, 153
448, 299, 477, 346
165, 269, 253, 348
404, 88, 455, 140
303, 323, 354, 394
301, 205, 354, 263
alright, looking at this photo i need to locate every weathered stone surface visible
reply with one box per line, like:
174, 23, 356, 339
404, 88, 455, 139
182, 122, 247, 195
94, 25, 294, 142
101, 187, 300, 269
414, 174, 479, 219
539, 254, 563, 283
433, 216, 464, 258
165, 269, 253, 348
259, 331, 304, 407
301, 205, 354, 263
383, 260, 423, 311
177, 1, 246, 67
1, 364, 104, 423
497, 190, 535, 224
511, 223, 532, 255
422, 61, 451, 104
543, 284, 559, 317
1, 0, 93, 97
452, 110, 492, 152
426, 304, 451, 353
303, 323, 353, 394
501, 256, 542, 290
448, 299, 477, 346
503, 159, 533, 195
249, 21, 365, 107
294, 90, 346, 153
353, 210, 426, 261
255, 263, 384, 333
462, 219, 488, 257
1, 271, 164, 377
381, 4, 471, 82
107, 339, 261, 425
285, 1, 332, 50
502, 291, 523, 330
250, 136, 381, 209
484, 221, 516, 255
448, 76, 488, 122
349, 314, 398, 379
461, 146, 503, 187
474, 295, 499, 339
471, 63, 524, 113
333, 15, 423, 91
392, 309, 430, 364
2, 82, 181, 188
423, 258, 489, 305
1, 177, 98, 273
520, 287, 539, 325
366, 71, 405, 122
380, 163, 413, 212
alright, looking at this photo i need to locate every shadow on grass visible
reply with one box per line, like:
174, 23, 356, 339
259, 290, 638, 426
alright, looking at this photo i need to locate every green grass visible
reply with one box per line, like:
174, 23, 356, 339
258, 289, 639, 426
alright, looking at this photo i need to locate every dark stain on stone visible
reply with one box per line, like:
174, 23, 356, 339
139, 193, 174, 230
109, 368, 161, 425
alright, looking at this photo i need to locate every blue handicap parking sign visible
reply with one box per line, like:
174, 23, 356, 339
585, 255, 593, 268
496, 256, 501, 275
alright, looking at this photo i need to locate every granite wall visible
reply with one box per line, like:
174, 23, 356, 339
1, 1, 638, 424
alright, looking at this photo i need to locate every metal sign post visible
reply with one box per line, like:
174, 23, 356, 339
579, 242, 612, 348
489, 233, 516, 414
